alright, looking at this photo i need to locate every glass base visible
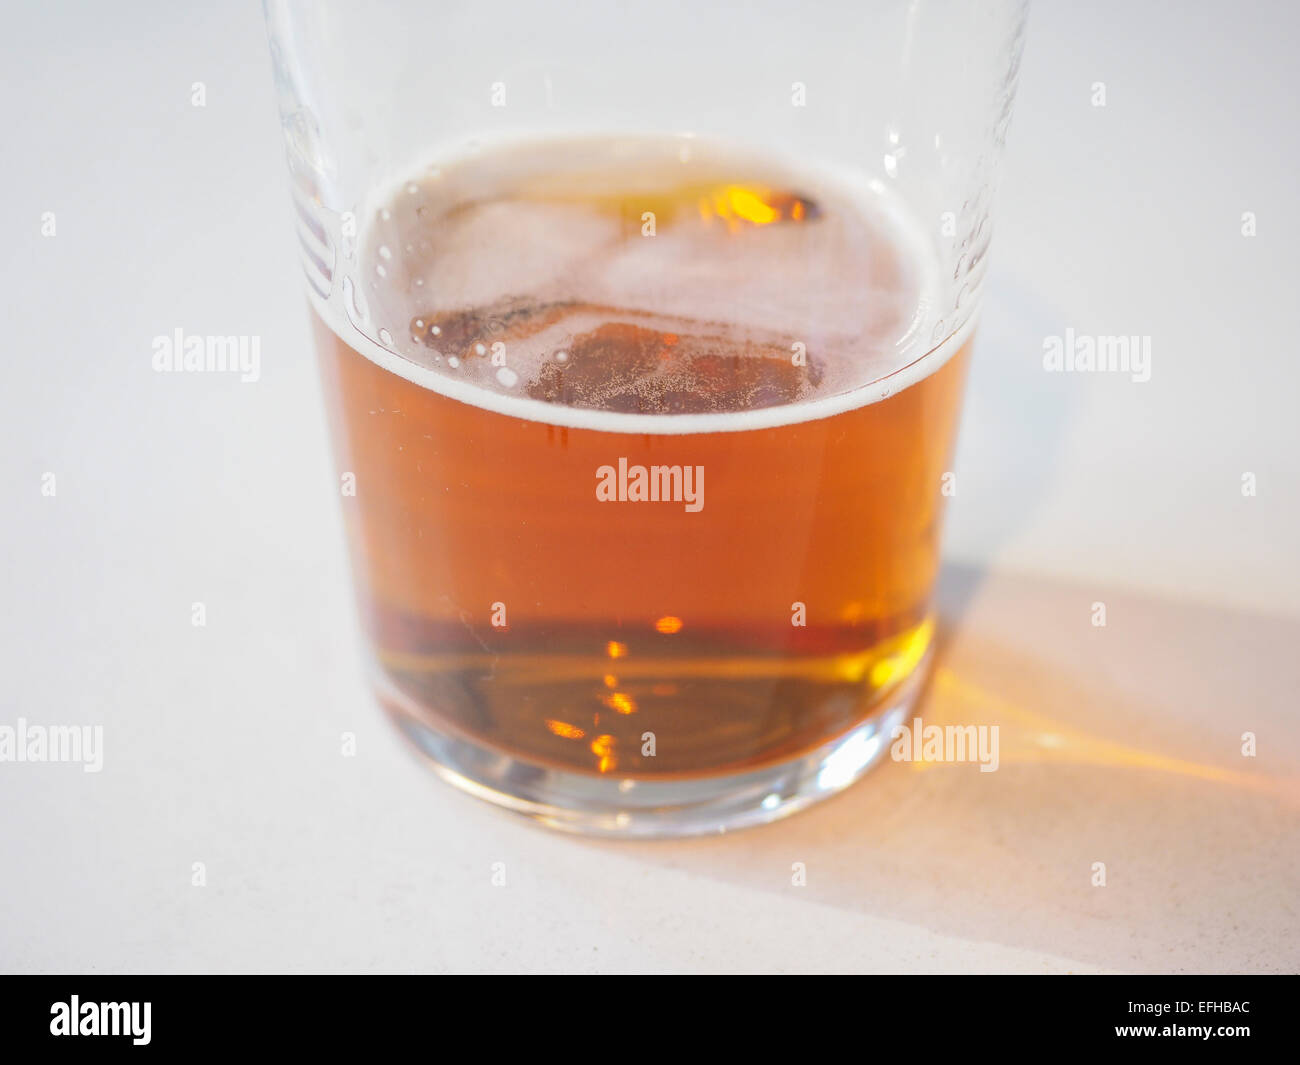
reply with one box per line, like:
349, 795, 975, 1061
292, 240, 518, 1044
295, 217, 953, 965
377, 649, 928, 839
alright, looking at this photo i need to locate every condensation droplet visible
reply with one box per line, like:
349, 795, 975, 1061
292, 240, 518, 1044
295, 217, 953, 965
375, 263, 387, 278
431, 325, 441, 335
447, 356, 460, 368
378, 328, 393, 347
555, 350, 569, 363
378, 245, 392, 260
496, 367, 519, 388
931, 319, 947, 346
474, 343, 486, 356
406, 183, 419, 195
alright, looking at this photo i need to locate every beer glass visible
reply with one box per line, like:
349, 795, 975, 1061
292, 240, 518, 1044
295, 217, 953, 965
263, 0, 1029, 835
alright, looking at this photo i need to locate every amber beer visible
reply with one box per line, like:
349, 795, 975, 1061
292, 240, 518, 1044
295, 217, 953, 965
311, 136, 969, 781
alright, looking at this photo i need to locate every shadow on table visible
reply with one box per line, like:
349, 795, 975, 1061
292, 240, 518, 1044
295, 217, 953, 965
595, 567, 1300, 973
933, 260, 1078, 635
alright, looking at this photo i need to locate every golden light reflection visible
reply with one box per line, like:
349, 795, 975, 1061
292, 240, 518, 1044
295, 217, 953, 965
924, 668, 1300, 804
715, 185, 779, 225
603, 692, 637, 715
605, 641, 627, 659
839, 600, 867, 623
655, 615, 684, 634
545, 719, 585, 740
868, 618, 934, 689
696, 185, 815, 231
590, 734, 616, 773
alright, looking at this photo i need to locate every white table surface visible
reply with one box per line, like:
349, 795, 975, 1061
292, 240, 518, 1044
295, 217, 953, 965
2, 1, 1296, 973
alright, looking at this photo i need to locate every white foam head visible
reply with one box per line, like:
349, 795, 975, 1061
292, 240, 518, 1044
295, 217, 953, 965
310, 133, 972, 434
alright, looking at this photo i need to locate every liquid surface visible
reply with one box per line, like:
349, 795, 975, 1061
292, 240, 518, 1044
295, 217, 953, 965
356, 136, 937, 420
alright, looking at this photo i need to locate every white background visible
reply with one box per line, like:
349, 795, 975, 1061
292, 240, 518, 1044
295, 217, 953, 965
1, 1, 1296, 973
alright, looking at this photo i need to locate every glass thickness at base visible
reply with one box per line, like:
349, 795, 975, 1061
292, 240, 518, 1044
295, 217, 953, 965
375, 639, 932, 838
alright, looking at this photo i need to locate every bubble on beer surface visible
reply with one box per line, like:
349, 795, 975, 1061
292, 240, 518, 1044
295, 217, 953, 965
361, 136, 930, 416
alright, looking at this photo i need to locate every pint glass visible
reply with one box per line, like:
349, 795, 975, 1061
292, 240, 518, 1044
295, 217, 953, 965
264, 0, 1029, 835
